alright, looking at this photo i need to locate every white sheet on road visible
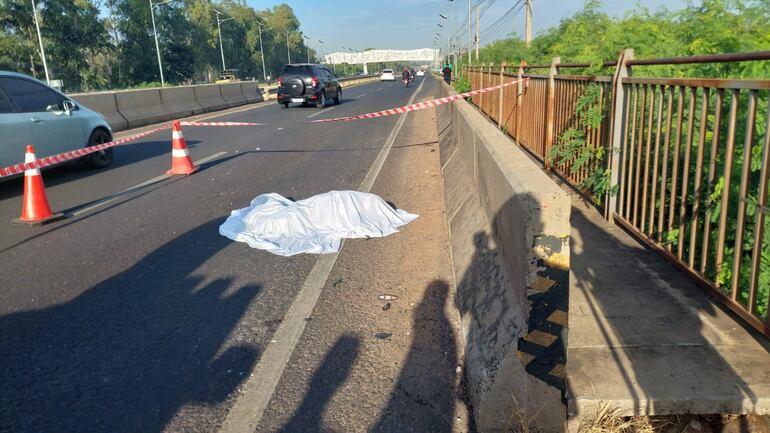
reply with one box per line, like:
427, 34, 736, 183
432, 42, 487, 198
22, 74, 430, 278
219, 191, 419, 256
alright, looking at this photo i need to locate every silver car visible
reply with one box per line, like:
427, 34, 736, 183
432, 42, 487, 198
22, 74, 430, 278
0, 71, 113, 172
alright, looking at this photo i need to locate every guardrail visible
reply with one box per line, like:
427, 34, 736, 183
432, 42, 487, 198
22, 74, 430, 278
464, 50, 770, 337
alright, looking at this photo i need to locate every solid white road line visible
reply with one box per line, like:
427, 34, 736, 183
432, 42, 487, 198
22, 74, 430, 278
357, 92, 368, 98
70, 151, 229, 217
218, 77, 428, 433
306, 106, 337, 119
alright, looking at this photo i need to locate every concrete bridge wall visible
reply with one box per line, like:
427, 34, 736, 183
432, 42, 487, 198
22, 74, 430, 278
435, 81, 571, 432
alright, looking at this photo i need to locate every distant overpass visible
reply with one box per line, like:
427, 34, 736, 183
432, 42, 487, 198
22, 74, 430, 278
324, 48, 440, 73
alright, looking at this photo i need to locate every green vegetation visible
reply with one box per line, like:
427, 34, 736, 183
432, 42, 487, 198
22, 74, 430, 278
461, 0, 770, 319
1, 1, 318, 91
453, 0, 770, 79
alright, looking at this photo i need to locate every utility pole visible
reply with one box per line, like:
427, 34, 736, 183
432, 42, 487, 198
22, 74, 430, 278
286, 30, 291, 64
30, 0, 50, 84
467, 0, 471, 64
303, 35, 310, 63
525, 0, 533, 48
476, 5, 481, 62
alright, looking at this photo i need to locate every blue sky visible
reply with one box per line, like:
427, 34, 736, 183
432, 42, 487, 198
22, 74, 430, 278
246, 0, 691, 55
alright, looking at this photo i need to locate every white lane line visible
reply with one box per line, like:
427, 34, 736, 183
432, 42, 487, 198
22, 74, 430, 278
306, 106, 337, 119
70, 151, 229, 217
357, 92, 368, 98
218, 77, 428, 433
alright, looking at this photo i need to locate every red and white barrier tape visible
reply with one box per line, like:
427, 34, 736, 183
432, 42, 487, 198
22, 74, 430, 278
0, 78, 527, 178
180, 121, 266, 127
0, 124, 171, 178
310, 77, 528, 123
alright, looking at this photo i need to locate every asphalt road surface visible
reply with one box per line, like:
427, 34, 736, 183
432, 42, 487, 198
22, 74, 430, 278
0, 75, 470, 432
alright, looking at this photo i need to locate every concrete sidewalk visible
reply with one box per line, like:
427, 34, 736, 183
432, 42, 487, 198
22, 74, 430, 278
566, 193, 770, 430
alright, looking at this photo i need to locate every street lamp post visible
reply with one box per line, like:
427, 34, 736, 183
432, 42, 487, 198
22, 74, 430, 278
303, 35, 310, 63
286, 30, 291, 64
30, 0, 50, 84
214, 9, 233, 71
256, 20, 267, 83
319, 40, 330, 72
149, 0, 171, 87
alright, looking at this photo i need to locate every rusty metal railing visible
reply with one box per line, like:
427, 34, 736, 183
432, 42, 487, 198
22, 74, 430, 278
463, 50, 770, 337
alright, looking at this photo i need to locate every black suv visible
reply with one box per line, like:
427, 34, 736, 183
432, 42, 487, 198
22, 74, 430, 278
276, 64, 341, 109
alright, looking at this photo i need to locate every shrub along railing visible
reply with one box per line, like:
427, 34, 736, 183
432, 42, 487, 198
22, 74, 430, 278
463, 50, 770, 337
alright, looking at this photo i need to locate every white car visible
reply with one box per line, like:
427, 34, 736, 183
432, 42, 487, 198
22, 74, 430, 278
416, 70, 425, 77
380, 69, 395, 81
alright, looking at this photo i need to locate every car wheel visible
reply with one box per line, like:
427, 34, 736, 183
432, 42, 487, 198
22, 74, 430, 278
87, 129, 113, 169
282, 102, 290, 109
334, 88, 342, 105
316, 91, 326, 109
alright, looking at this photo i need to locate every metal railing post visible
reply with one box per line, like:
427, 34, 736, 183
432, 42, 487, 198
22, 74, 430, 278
498, 62, 506, 128
487, 62, 495, 113
515, 61, 526, 141
607, 49, 634, 219
479, 63, 485, 108
544, 57, 560, 167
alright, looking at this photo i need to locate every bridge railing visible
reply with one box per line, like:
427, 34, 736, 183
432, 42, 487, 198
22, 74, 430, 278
463, 50, 770, 337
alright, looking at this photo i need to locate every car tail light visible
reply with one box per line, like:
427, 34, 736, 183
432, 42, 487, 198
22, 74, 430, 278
277, 77, 283, 85
311, 77, 319, 87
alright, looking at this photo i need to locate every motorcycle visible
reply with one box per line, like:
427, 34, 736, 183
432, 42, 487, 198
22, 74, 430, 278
402, 76, 410, 87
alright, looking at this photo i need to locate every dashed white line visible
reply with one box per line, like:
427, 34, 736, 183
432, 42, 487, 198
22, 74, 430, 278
306, 106, 337, 119
70, 151, 229, 217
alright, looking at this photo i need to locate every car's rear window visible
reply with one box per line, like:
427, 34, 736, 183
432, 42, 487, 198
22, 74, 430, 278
382, 69, 393, 73
281, 65, 312, 76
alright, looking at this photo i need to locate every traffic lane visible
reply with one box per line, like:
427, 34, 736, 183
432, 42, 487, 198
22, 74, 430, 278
0, 79, 416, 250
0, 77, 403, 208
0, 78, 434, 432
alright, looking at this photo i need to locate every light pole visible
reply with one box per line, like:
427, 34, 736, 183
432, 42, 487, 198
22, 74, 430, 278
286, 30, 291, 64
342, 46, 349, 76
30, 0, 50, 84
303, 35, 310, 63
347, 48, 356, 74
439, 13, 448, 65
150, 0, 171, 87
319, 40, 330, 72
214, 9, 233, 71
256, 20, 267, 83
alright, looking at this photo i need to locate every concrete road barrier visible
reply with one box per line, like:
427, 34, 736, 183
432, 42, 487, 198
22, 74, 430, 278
160, 86, 203, 118
220, 83, 247, 108
69, 77, 376, 133
436, 80, 570, 432
70, 91, 128, 132
193, 84, 229, 113
240, 82, 264, 104
115, 88, 169, 129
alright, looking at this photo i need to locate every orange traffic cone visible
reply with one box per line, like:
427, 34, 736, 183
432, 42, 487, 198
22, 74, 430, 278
12, 145, 64, 226
167, 121, 199, 176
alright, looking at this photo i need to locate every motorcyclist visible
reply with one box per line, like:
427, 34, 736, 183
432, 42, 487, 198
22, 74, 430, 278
402, 67, 411, 82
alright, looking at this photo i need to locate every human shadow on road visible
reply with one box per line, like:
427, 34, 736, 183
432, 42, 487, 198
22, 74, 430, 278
276, 335, 360, 433
0, 139, 202, 201
0, 218, 261, 433
370, 279, 461, 433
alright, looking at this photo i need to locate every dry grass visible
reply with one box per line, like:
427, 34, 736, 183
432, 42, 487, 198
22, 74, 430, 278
577, 403, 657, 433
